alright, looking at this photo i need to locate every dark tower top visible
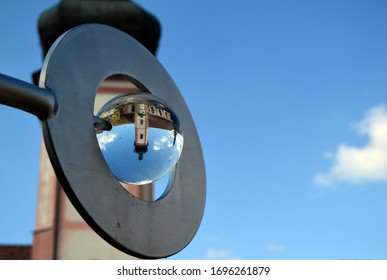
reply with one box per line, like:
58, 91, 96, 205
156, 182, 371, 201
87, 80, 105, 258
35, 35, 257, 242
38, 0, 161, 57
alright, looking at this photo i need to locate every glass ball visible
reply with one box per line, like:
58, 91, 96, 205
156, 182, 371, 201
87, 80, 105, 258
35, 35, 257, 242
96, 92, 183, 185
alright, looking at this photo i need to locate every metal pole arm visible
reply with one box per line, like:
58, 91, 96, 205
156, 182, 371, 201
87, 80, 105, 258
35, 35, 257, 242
0, 73, 56, 120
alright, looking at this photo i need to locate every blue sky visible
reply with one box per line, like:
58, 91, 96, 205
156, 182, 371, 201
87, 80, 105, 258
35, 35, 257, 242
1, 0, 387, 260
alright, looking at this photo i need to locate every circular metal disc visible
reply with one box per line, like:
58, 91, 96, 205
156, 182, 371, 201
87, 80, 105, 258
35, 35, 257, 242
40, 24, 206, 259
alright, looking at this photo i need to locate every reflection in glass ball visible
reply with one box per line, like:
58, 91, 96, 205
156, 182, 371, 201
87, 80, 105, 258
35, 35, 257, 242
96, 92, 183, 185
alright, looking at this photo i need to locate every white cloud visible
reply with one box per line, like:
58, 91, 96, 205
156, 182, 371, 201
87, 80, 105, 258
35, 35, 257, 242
315, 105, 387, 187
205, 248, 239, 260
265, 243, 286, 253
97, 131, 117, 151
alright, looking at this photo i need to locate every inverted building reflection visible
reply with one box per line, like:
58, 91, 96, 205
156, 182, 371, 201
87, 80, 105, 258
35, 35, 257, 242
96, 92, 183, 185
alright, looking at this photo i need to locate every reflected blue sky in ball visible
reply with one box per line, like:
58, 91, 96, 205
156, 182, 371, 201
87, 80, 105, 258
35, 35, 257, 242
98, 124, 183, 185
